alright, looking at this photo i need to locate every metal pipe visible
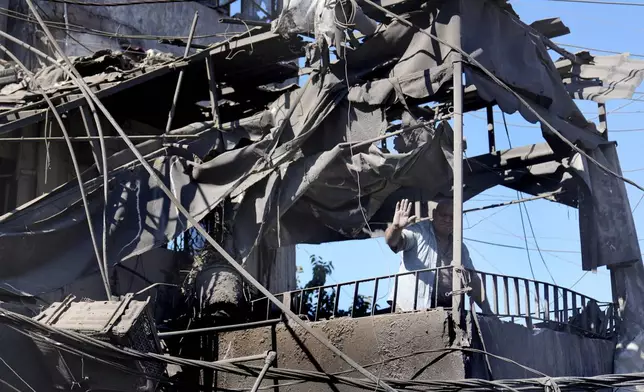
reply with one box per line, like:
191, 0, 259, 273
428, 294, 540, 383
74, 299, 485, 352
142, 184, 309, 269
462, 192, 563, 214
250, 351, 277, 392
158, 319, 281, 338
165, 11, 199, 133
216, 351, 271, 365
219, 17, 271, 27
0, 30, 57, 63
79, 106, 103, 174
451, 12, 464, 320
205, 56, 220, 127
134, 282, 180, 296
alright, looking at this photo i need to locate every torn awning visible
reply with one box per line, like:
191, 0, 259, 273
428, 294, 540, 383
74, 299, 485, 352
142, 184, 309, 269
571, 142, 642, 270
559, 53, 644, 103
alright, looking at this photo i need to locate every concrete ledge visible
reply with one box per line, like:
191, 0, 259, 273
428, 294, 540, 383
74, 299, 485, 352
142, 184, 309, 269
216, 310, 465, 391
470, 315, 614, 379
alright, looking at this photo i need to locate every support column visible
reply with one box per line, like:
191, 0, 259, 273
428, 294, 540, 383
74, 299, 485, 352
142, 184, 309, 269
486, 105, 495, 154
598, 103, 619, 306
205, 56, 220, 127
451, 11, 464, 322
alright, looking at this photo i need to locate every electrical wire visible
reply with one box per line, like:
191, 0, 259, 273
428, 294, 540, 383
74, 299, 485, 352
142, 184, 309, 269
569, 271, 589, 290
464, 237, 582, 254
523, 203, 559, 284
501, 112, 558, 285
465, 205, 513, 230
469, 112, 644, 133
364, 0, 644, 195
470, 213, 615, 278
500, 112, 537, 281
1, 306, 640, 392
514, 0, 644, 41
555, 42, 644, 58
517, 202, 537, 279
632, 193, 644, 213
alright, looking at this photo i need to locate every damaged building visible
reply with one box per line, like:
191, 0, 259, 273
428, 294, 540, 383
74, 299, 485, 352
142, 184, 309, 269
0, 0, 643, 390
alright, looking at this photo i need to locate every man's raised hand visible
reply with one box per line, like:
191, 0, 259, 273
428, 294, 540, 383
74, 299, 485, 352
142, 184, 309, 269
392, 199, 417, 229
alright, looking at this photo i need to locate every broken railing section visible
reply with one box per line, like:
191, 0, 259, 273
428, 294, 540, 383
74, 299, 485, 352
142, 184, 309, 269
249, 267, 618, 339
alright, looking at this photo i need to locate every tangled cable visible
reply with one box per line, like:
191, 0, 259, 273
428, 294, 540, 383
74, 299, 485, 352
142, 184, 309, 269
334, 0, 358, 30
1, 308, 643, 392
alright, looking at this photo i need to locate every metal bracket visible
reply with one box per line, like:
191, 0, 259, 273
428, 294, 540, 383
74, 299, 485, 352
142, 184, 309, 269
40, 294, 76, 325
100, 293, 134, 335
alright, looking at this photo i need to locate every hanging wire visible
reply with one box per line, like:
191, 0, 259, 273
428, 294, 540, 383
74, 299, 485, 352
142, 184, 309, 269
0, 306, 639, 392
362, 0, 644, 194
500, 107, 563, 288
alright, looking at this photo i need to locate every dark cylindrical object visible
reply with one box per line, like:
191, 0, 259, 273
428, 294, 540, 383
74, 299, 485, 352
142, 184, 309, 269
196, 262, 246, 321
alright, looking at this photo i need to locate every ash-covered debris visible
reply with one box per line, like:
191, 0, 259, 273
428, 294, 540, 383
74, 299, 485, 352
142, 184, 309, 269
0, 49, 177, 103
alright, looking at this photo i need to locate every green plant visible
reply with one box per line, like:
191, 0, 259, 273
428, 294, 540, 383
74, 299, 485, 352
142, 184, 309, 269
296, 254, 375, 320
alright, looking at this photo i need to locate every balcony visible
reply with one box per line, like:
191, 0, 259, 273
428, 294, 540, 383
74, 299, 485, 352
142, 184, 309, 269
250, 267, 618, 339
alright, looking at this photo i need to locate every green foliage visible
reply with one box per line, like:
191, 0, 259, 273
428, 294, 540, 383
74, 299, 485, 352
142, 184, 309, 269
296, 254, 376, 320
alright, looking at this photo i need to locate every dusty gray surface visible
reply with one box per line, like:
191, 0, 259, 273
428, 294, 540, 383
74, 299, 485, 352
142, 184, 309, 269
197, 263, 245, 309
471, 315, 614, 379
216, 310, 465, 391
0, 320, 56, 392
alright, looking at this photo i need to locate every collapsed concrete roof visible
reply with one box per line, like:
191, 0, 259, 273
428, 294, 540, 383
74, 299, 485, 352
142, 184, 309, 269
0, 0, 642, 298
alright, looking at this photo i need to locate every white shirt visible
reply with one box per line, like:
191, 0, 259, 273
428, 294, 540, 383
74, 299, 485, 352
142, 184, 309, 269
389, 220, 475, 311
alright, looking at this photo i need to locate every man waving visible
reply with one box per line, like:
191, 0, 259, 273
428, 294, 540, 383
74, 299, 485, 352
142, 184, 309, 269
385, 199, 493, 314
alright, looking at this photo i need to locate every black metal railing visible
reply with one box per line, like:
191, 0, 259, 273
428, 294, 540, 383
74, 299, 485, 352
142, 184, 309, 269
468, 270, 617, 338
250, 267, 618, 339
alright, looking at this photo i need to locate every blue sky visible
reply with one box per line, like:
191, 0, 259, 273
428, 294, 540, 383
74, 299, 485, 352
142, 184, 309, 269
292, 0, 644, 305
